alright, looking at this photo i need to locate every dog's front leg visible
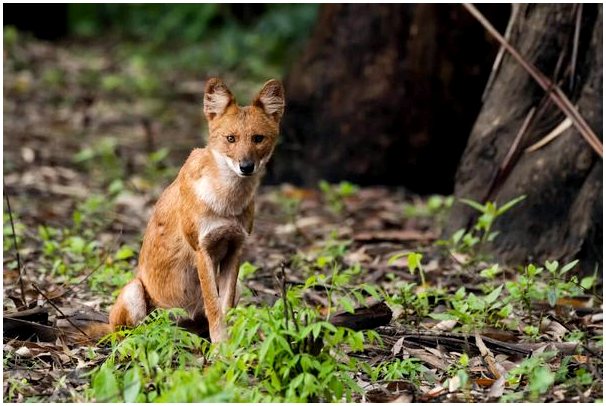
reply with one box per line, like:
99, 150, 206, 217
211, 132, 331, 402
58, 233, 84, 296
218, 243, 243, 314
195, 249, 226, 343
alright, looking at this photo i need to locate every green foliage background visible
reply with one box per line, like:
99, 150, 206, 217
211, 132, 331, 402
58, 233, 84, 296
65, 4, 318, 80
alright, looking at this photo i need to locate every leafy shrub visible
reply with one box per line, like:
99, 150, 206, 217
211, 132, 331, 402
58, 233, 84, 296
90, 272, 382, 402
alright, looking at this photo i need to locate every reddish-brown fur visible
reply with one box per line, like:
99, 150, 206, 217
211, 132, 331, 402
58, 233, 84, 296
102, 78, 284, 342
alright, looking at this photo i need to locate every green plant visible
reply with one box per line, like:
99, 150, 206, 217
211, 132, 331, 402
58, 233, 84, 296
89, 245, 137, 296
430, 285, 505, 332
143, 148, 177, 183
91, 309, 206, 402
385, 253, 449, 323
544, 259, 588, 307
36, 211, 134, 296
364, 357, 427, 385
403, 195, 454, 218
504, 352, 557, 401
556, 356, 595, 394
276, 193, 302, 221
318, 180, 359, 215
479, 263, 501, 280
4, 25, 19, 50
447, 353, 470, 393
523, 324, 541, 340
90, 269, 382, 402
290, 232, 353, 278
388, 251, 426, 287
68, 4, 318, 81
403, 195, 454, 232
505, 259, 586, 321
459, 195, 526, 246
5, 378, 28, 402
437, 196, 526, 260
73, 137, 125, 184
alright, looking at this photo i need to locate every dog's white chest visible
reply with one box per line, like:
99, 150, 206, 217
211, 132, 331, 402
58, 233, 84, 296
194, 176, 251, 216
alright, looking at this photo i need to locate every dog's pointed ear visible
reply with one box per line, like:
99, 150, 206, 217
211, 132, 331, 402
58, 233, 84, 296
203, 78, 234, 121
253, 79, 285, 122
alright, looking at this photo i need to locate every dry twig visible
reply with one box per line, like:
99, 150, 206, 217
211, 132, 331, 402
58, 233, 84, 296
31, 283, 90, 339
463, 3, 603, 158
4, 187, 27, 308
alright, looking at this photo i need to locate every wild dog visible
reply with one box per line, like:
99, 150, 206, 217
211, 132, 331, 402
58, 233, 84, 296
103, 78, 284, 342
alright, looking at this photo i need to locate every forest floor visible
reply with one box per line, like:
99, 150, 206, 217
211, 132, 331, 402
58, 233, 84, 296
3, 34, 603, 402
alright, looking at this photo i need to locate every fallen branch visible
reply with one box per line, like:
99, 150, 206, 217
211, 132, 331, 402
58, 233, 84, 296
383, 329, 581, 358
330, 301, 392, 331
3, 317, 59, 342
463, 3, 603, 158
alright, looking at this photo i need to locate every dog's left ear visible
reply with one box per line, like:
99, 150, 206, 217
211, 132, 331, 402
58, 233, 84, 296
253, 79, 285, 122
204, 78, 234, 121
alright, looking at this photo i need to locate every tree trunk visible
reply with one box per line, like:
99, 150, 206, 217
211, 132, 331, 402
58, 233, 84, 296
445, 4, 602, 274
268, 4, 509, 193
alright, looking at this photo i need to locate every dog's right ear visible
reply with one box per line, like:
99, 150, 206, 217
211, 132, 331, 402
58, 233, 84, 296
203, 78, 234, 121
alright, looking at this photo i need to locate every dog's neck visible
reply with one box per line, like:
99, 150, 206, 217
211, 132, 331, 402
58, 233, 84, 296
193, 148, 260, 217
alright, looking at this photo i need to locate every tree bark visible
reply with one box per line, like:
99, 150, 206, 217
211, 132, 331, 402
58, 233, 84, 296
268, 4, 509, 193
446, 4, 602, 274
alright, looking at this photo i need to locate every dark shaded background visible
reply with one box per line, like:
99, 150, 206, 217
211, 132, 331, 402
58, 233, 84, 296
4, 3, 510, 194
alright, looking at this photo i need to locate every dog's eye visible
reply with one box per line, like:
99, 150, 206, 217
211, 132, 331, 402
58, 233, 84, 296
226, 135, 236, 143
252, 135, 265, 144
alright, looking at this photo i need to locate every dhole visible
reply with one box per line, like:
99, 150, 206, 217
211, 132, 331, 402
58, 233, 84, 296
99, 78, 284, 342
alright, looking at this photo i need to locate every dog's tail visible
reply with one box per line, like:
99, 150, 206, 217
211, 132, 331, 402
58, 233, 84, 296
81, 322, 113, 341
56, 312, 114, 343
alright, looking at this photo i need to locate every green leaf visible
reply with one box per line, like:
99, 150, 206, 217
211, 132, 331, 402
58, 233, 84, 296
429, 312, 457, 321
545, 260, 559, 275
339, 297, 355, 314
407, 252, 423, 273
498, 303, 513, 318
462, 233, 479, 247
258, 334, 275, 366
108, 179, 124, 195
337, 181, 358, 197
67, 236, 86, 254
487, 231, 499, 242
559, 260, 579, 275
73, 147, 95, 163
459, 353, 469, 367
524, 325, 539, 337
147, 350, 160, 368
547, 288, 558, 307
123, 367, 142, 403
459, 198, 487, 213
528, 365, 555, 395
115, 245, 135, 260
361, 284, 382, 300
580, 276, 595, 290
275, 335, 294, 356
149, 147, 169, 163
496, 195, 526, 216
93, 364, 119, 401
484, 284, 503, 305
467, 293, 484, 310
480, 264, 500, 279
452, 229, 466, 244
387, 253, 406, 266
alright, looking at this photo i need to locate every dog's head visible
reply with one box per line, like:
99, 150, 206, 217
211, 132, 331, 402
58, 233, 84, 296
203, 78, 284, 177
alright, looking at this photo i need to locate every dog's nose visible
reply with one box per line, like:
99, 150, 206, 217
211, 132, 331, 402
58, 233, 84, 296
239, 160, 255, 175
